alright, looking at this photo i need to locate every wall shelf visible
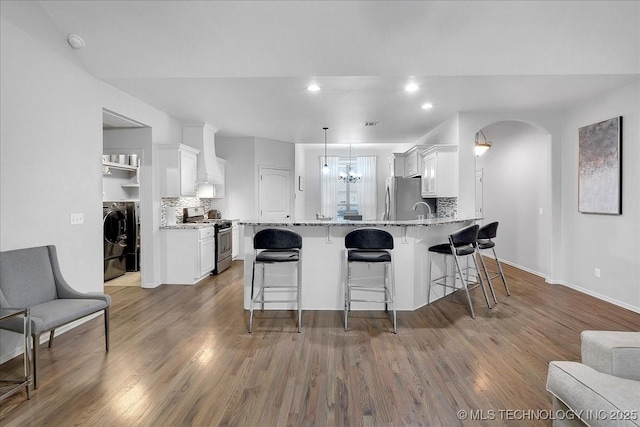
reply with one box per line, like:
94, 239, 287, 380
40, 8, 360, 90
103, 161, 137, 172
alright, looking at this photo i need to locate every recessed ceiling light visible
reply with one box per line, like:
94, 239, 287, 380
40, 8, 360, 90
67, 34, 85, 49
421, 103, 434, 110
307, 84, 321, 92
405, 83, 419, 92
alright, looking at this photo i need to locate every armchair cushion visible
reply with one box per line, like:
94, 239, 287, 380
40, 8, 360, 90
581, 331, 640, 381
547, 331, 640, 427
547, 361, 640, 427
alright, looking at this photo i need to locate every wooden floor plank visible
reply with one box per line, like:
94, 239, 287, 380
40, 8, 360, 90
1, 259, 639, 426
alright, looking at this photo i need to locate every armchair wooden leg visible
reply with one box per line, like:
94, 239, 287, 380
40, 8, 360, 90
104, 307, 110, 351
32, 333, 40, 389
48, 329, 55, 348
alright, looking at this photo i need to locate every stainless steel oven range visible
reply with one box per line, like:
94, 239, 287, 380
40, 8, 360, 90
182, 207, 233, 275
213, 221, 232, 274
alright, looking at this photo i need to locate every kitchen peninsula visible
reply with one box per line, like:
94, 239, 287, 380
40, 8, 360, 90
238, 217, 478, 311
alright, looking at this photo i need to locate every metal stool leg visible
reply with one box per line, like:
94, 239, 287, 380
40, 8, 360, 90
297, 261, 302, 333
452, 254, 476, 319
427, 255, 433, 305
390, 260, 397, 334
492, 248, 511, 295
471, 254, 492, 309
344, 255, 351, 332
249, 260, 257, 333
478, 251, 498, 304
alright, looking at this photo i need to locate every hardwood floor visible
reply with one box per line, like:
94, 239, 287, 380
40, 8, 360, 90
1, 259, 638, 426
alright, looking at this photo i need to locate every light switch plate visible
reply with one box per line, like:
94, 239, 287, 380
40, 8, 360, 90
70, 213, 84, 225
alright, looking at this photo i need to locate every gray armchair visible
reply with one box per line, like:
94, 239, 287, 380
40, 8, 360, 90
0, 245, 111, 389
546, 330, 640, 427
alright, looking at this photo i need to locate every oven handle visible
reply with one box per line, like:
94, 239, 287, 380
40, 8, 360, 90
217, 227, 232, 236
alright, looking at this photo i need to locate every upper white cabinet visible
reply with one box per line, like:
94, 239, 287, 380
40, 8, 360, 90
388, 153, 405, 177
403, 146, 428, 178
158, 144, 199, 197
420, 145, 458, 198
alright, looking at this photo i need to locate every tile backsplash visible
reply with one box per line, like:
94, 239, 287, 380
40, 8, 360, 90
161, 197, 217, 225
436, 197, 458, 218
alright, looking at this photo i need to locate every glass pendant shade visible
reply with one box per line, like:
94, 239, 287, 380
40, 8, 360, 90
475, 131, 492, 156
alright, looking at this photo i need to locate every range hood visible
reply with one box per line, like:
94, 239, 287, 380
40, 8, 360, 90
182, 123, 224, 185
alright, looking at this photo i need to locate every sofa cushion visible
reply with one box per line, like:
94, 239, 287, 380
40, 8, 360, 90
0, 246, 58, 307
547, 361, 640, 427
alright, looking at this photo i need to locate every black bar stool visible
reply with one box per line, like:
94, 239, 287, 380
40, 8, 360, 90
476, 222, 510, 300
249, 229, 302, 333
427, 224, 492, 319
344, 228, 396, 333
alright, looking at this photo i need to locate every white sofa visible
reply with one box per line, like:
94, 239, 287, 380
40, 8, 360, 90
546, 331, 640, 427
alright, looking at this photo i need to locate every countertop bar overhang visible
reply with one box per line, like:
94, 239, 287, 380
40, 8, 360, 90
241, 217, 481, 311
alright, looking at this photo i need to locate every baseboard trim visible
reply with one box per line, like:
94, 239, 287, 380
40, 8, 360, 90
481, 255, 639, 314
546, 280, 640, 314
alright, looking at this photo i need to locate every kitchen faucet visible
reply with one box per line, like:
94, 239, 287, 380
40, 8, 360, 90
412, 201, 432, 219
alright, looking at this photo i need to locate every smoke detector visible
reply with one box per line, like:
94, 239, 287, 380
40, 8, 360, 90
67, 34, 85, 49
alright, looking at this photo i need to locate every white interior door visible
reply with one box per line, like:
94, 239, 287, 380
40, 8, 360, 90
259, 167, 291, 221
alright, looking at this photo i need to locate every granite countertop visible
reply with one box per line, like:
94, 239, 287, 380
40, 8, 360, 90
238, 217, 479, 227
161, 223, 214, 230
161, 218, 240, 230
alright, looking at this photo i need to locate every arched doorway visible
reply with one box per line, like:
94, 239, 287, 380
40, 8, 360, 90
475, 120, 552, 277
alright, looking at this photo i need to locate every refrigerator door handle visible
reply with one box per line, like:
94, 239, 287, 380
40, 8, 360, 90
384, 183, 391, 220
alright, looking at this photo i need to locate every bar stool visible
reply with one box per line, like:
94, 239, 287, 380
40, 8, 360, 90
249, 229, 302, 333
344, 228, 396, 333
476, 222, 510, 301
427, 224, 492, 319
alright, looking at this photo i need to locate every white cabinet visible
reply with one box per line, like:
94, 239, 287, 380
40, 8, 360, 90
232, 223, 240, 259
420, 145, 458, 198
403, 146, 428, 178
199, 227, 215, 276
388, 153, 405, 177
163, 227, 215, 285
196, 158, 226, 199
158, 144, 199, 197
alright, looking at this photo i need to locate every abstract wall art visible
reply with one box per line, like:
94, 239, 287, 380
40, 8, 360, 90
578, 116, 622, 215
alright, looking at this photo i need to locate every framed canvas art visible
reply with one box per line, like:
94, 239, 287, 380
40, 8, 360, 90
578, 116, 622, 215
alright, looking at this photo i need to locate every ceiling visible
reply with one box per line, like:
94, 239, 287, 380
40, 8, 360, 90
38, 1, 639, 144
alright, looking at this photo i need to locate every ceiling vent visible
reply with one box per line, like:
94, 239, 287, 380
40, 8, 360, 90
364, 122, 379, 127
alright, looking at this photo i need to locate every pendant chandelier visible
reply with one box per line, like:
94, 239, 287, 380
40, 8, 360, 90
475, 130, 493, 156
339, 144, 362, 183
321, 127, 330, 174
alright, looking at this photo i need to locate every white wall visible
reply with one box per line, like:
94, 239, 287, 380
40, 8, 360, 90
1, 3, 184, 361
216, 137, 256, 221
414, 114, 460, 147
1, 14, 102, 287
476, 121, 551, 276
559, 81, 639, 312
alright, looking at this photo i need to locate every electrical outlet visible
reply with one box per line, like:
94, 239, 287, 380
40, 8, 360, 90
594, 268, 601, 278
70, 213, 84, 225
539, 207, 544, 215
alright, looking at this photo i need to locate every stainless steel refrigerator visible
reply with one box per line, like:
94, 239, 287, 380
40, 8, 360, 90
383, 177, 435, 220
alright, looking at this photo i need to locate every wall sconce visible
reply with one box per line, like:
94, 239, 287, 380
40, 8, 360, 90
475, 131, 492, 156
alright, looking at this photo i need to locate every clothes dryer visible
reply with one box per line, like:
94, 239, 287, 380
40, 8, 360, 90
103, 202, 127, 281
